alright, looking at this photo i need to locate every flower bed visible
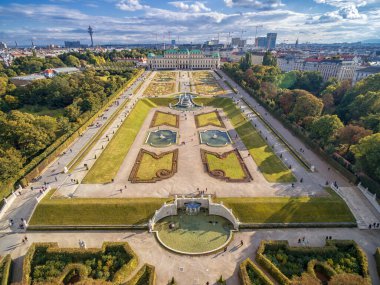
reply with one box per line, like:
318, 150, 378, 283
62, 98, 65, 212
22, 242, 138, 284
143, 82, 176, 96
150, 111, 179, 128
195, 111, 225, 128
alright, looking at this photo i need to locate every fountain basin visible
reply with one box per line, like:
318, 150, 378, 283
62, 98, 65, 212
154, 211, 233, 254
199, 130, 232, 147
146, 130, 177, 147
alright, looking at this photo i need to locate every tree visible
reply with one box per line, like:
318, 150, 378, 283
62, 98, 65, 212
0, 147, 25, 181
293, 71, 323, 94
338, 124, 372, 154
352, 133, 380, 181
278, 89, 296, 114
309, 115, 343, 147
65, 55, 81, 67
262, 51, 277, 66
291, 90, 323, 123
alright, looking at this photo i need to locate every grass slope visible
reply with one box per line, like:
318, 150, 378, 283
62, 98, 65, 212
83, 99, 156, 183
208, 97, 295, 183
206, 152, 246, 179
29, 190, 168, 225
216, 188, 355, 223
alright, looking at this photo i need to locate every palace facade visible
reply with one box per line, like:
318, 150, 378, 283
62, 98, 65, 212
147, 49, 220, 70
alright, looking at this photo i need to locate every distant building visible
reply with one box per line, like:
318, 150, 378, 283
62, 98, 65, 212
64, 41, 87, 48
352, 65, 380, 85
266, 33, 277, 49
10, 74, 45, 86
147, 49, 220, 69
250, 52, 265, 65
43, 67, 80, 78
0, 42, 7, 49
277, 55, 360, 81
256, 37, 267, 49
231, 38, 246, 47
11, 67, 80, 86
171, 39, 176, 45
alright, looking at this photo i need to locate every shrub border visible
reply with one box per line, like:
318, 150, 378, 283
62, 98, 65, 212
22, 242, 138, 285
200, 149, 253, 182
375, 248, 380, 278
128, 149, 178, 183
0, 255, 12, 285
239, 258, 274, 285
255, 239, 371, 285
127, 263, 156, 285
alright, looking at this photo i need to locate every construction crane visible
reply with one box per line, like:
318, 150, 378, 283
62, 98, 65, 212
240, 30, 247, 40
254, 25, 263, 47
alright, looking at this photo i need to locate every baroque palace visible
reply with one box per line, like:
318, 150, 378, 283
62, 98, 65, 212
147, 49, 220, 70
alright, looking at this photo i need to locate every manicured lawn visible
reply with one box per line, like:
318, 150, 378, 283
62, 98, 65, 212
209, 97, 295, 183
143, 82, 176, 96
136, 152, 173, 180
29, 190, 169, 225
152, 111, 178, 128
18, 105, 65, 118
216, 188, 355, 223
192, 71, 225, 96
195, 111, 223, 127
83, 99, 156, 183
206, 152, 246, 179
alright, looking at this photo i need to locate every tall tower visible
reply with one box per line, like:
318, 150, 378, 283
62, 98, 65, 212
88, 26, 94, 47
295, 38, 299, 49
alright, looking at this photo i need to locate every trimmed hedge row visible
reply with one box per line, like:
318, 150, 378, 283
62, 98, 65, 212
0, 68, 144, 200
307, 259, 336, 279
127, 264, 156, 285
256, 241, 291, 285
0, 255, 12, 285
255, 240, 371, 285
22, 242, 138, 285
239, 258, 273, 285
376, 248, 380, 278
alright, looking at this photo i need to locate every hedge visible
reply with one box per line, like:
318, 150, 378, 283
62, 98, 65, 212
239, 258, 273, 285
22, 242, 138, 285
255, 241, 291, 285
0, 255, 12, 285
0, 68, 144, 201
307, 259, 336, 279
127, 264, 156, 285
255, 240, 371, 285
376, 248, 380, 278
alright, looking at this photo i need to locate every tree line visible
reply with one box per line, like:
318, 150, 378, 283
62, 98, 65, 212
223, 54, 380, 191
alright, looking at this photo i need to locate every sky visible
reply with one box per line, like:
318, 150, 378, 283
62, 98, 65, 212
0, 0, 379, 46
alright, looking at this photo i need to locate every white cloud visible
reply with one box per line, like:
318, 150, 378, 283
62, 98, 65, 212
224, 0, 284, 10
116, 0, 149, 11
169, 1, 211, 12
313, 0, 374, 7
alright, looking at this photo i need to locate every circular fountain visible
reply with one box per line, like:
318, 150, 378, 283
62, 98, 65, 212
171, 93, 202, 110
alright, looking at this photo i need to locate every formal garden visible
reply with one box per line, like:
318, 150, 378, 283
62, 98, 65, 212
195, 110, 225, 128
143, 82, 176, 96
22, 242, 155, 284
129, 149, 178, 183
192, 71, 225, 96
150, 111, 179, 128
246, 239, 372, 285
153, 71, 177, 82
201, 149, 252, 182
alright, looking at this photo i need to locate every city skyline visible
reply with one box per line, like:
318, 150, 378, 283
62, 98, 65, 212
0, 0, 380, 46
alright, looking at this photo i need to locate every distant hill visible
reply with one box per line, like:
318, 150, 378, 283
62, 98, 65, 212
362, 39, 380, 43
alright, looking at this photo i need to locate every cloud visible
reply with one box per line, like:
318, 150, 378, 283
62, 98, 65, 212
307, 3, 367, 23
169, 1, 211, 12
116, 0, 149, 11
224, 0, 284, 10
313, 0, 373, 7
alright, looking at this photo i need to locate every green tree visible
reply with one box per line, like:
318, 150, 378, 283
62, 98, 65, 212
309, 115, 343, 147
352, 133, 380, 181
65, 55, 81, 67
262, 51, 277, 66
338, 124, 372, 154
291, 90, 323, 123
293, 71, 323, 94
0, 147, 25, 181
